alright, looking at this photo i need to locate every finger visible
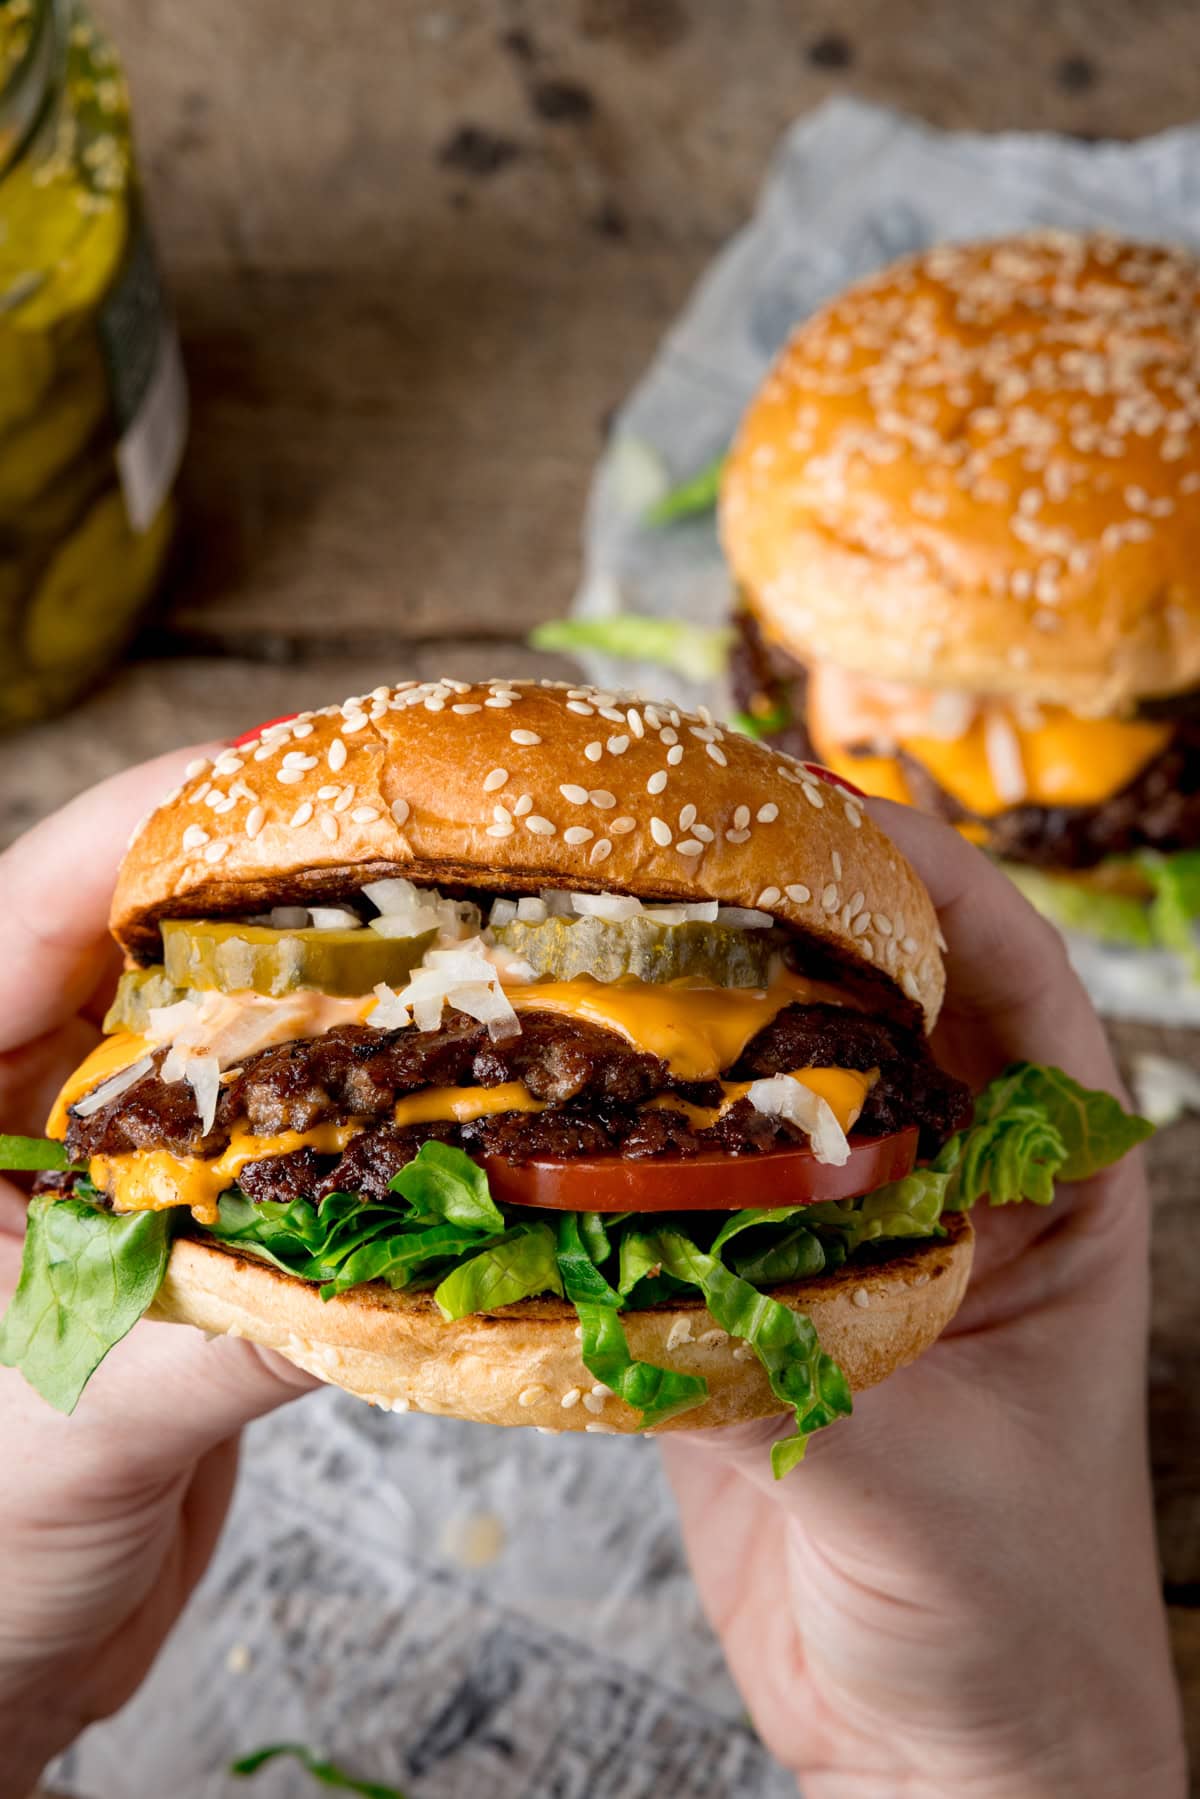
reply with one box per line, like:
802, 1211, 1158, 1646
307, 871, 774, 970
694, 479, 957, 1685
867, 798, 1120, 1094
0, 745, 219, 1054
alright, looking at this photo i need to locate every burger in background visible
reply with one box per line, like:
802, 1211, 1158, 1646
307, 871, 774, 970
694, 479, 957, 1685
721, 232, 1200, 967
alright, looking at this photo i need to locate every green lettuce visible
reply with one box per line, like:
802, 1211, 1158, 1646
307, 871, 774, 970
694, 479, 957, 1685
1138, 850, 1200, 976
644, 452, 725, 525
232, 1743, 407, 1797
1002, 863, 1155, 949
732, 701, 793, 742
0, 1196, 172, 1413
0, 1134, 71, 1172
433, 1223, 562, 1318
529, 616, 733, 683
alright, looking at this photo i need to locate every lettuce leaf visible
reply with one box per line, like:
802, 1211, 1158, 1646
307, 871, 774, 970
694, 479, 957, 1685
0, 1134, 71, 1172
1002, 863, 1155, 949
644, 452, 725, 525
529, 616, 732, 683
433, 1223, 562, 1320
232, 1743, 408, 1797
1138, 850, 1200, 976
556, 1214, 707, 1427
0, 1196, 172, 1412
388, 1141, 504, 1232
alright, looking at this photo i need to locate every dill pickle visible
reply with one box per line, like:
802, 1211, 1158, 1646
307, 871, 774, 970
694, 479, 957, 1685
161, 921, 437, 998
492, 916, 777, 986
103, 967, 188, 1034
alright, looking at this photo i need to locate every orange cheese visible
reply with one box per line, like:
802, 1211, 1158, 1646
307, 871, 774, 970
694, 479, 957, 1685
644, 1066, 876, 1134
46, 1033, 153, 1139
391, 1082, 545, 1128
810, 700, 1169, 819
510, 973, 848, 1082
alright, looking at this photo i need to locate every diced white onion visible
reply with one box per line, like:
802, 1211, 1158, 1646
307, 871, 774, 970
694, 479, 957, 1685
269, 906, 309, 930
367, 982, 411, 1030
369, 914, 428, 939
983, 711, 1027, 806
641, 900, 720, 926
73, 1055, 154, 1116
746, 1076, 850, 1166
307, 907, 362, 931
715, 906, 775, 930
362, 878, 479, 944
489, 897, 518, 927
368, 938, 522, 1039
183, 1054, 222, 1135
569, 892, 644, 922
516, 897, 548, 923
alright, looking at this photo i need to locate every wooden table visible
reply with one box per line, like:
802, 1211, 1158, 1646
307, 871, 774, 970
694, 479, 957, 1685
5, 0, 1200, 1776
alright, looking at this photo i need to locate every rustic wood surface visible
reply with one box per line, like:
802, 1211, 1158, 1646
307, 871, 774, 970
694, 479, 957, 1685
4, 0, 1200, 1774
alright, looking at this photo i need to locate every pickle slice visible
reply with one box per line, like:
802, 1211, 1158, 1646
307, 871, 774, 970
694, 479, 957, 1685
492, 915, 777, 986
103, 967, 189, 1035
161, 920, 437, 997
22, 487, 174, 673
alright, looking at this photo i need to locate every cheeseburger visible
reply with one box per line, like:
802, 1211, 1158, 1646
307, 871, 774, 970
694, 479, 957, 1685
0, 678, 1147, 1471
722, 231, 1200, 957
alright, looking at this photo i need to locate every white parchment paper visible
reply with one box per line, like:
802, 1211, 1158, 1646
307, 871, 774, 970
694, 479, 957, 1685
573, 96, 1200, 1025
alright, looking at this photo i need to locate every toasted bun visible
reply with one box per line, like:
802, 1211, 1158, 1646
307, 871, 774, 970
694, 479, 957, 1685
150, 1212, 972, 1432
722, 231, 1200, 714
112, 677, 945, 1029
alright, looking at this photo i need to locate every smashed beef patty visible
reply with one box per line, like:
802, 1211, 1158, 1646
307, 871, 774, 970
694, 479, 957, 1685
62, 1002, 971, 1204
731, 608, 1200, 870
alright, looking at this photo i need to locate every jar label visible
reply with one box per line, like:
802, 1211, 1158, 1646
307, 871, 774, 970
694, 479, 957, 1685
97, 212, 188, 533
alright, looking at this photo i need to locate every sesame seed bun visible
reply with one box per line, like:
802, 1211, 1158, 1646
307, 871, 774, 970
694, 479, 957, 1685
110, 677, 946, 1030
721, 231, 1200, 714
150, 1211, 973, 1432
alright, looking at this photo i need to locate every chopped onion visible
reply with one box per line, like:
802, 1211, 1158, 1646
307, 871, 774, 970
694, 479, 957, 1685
746, 1076, 850, 1166
307, 907, 362, 930
369, 914, 430, 939
73, 1055, 154, 1116
716, 906, 775, 930
183, 1055, 222, 1135
569, 892, 644, 922
490, 897, 518, 927
983, 711, 1027, 806
367, 983, 411, 1030
363, 878, 479, 943
269, 906, 309, 930
369, 938, 522, 1038
516, 897, 548, 923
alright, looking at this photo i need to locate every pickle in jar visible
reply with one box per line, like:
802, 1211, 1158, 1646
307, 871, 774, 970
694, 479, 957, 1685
161, 920, 439, 998
23, 485, 173, 673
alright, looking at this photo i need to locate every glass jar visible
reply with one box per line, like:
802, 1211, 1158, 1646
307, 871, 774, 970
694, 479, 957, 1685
0, 0, 186, 729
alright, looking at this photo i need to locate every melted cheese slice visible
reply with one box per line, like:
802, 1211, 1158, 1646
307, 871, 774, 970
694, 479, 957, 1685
89, 1067, 876, 1222
809, 694, 1170, 819
510, 973, 845, 1082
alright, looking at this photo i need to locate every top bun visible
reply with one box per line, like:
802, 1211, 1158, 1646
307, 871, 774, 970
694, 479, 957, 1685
721, 231, 1200, 714
112, 677, 945, 1031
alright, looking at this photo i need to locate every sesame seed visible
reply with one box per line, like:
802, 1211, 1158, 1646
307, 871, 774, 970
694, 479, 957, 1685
822, 884, 839, 911
874, 913, 893, 935
584, 1423, 620, 1434
831, 851, 843, 880
590, 790, 616, 809
493, 804, 513, 826
390, 798, 410, 827
667, 745, 684, 766
786, 884, 811, 904
901, 934, 918, 954
582, 1392, 607, 1414
282, 752, 317, 770
511, 795, 532, 818
607, 735, 630, 756
802, 784, 825, 810
627, 709, 645, 738
203, 788, 225, 809
526, 816, 555, 835
319, 815, 339, 841
352, 806, 381, 824
706, 743, 728, 767
646, 771, 668, 795
487, 821, 514, 838
725, 828, 751, 844
902, 970, 921, 1001
189, 781, 211, 804
590, 838, 612, 863
276, 768, 304, 786
852, 912, 871, 936
213, 754, 244, 776
660, 727, 677, 746
245, 806, 266, 839
564, 825, 594, 846
485, 696, 512, 709
650, 817, 672, 846
585, 740, 603, 762
518, 1384, 547, 1407
560, 784, 589, 804
756, 803, 778, 823
610, 816, 636, 834
845, 801, 863, 829
676, 839, 703, 856
679, 803, 697, 830
852, 1287, 870, 1309
756, 886, 781, 907
846, 891, 865, 918
230, 781, 257, 804
566, 701, 594, 716
560, 1388, 582, 1408
333, 785, 355, 812
734, 806, 751, 829
182, 824, 209, 851
328, 739, 347, 772
693, 824, 714, 843
203, 840, 228, 864
598, 706, 625, 724
511, 729, 541, 746
212, 794, 237, 815
290, 802, 314, 827
184, 757, 209, 779
253, 745, 276, 762
452, 703, 481, 715
483, 768, 508, 793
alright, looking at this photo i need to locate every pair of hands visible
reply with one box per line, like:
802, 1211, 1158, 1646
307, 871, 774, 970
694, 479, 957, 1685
0, 754, 1185, 1798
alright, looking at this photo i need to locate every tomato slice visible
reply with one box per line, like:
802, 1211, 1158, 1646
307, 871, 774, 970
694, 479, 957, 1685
480, 1127, 918, 1213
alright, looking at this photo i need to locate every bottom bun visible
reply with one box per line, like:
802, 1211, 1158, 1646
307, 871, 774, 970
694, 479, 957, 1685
150, 1212, 973, 1434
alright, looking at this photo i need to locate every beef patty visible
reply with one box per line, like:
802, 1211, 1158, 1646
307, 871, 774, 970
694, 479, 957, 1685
731, 607, 1200, 870
60, 1003, 971, 1206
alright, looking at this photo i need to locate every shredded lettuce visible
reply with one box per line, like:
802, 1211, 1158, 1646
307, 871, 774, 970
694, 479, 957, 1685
529, 615, 733, 683
0, 1065, 1151, 1459
1137, 850, 1200, 976
643, 452, 725, 525
232, 1743, 408, 1797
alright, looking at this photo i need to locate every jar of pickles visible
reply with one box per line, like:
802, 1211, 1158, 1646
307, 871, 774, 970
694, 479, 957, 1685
0, 0, 185, 728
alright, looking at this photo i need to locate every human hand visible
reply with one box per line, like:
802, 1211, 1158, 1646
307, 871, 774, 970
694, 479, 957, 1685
663, 802, 1186, 1799
0, 755, 319, 1799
